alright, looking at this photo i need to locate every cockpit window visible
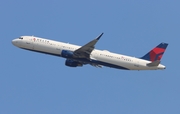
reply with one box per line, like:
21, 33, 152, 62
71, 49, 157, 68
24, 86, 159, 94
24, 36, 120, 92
19, 37, 23, 39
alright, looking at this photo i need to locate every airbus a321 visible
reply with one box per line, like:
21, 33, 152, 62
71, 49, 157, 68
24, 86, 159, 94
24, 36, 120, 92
12, 33, 168, 70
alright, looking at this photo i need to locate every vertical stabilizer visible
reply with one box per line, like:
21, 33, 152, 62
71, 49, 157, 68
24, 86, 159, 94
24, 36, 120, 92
141, 43, 168, 61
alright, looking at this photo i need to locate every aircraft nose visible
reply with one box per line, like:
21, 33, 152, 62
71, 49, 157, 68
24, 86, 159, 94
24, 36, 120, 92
12, 39, 16, 45
12, 39, 18, 46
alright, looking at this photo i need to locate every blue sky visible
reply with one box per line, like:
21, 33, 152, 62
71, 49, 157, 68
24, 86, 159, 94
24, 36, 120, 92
1, 0, 180, 114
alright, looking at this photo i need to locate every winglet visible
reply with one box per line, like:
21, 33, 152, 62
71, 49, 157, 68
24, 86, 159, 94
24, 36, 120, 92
96, 33, 104, 40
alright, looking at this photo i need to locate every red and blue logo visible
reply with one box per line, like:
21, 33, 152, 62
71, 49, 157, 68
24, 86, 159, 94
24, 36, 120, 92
141, 43, 168, 61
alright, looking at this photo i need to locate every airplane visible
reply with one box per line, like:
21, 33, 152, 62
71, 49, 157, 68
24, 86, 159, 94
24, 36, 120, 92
12, 33, 168, 70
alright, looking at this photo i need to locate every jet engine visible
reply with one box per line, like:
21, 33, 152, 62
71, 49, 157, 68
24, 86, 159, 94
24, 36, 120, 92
61, 50, 74, 58
65, 59, 83, 67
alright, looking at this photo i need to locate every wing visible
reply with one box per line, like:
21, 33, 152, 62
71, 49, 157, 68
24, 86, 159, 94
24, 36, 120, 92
73, 33, 103, 58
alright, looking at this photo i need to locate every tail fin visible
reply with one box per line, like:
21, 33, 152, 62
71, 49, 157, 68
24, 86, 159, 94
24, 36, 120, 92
141, 43, 168, 62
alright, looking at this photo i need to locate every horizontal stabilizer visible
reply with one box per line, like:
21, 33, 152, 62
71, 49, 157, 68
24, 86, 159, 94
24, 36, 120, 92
147, 60, 160, 67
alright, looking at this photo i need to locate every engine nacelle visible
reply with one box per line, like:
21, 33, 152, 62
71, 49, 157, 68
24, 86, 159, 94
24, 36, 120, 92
61, 50, 74, 58
65, 59, 83, 67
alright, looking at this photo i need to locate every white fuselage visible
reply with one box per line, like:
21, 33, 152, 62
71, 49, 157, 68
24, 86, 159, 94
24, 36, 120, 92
12, 36, 166, 70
